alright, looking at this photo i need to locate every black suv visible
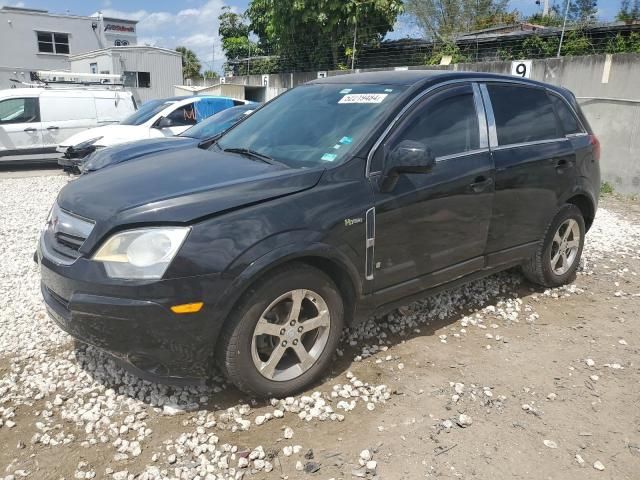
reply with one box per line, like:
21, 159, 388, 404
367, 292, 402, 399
38, 71, 600, 397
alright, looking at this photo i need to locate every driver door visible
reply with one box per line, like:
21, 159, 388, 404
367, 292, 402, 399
369, 83, 495, 302
0, 97, 43, 159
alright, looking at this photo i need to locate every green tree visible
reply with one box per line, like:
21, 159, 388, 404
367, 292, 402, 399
568, 0, 598, 23
203, 70, 219, 79
617, 0, 640, 21
246, 0, 404, 71
404, 0, 513, 41
176, 46, 202, 80
218, 6, 263, 74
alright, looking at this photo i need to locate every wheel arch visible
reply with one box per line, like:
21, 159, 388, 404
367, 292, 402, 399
217, 244, 363, 329
565, 193, 595, 231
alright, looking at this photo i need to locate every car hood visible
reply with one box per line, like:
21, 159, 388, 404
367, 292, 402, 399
60, 125, 151, 148
57, 148, 324, 247
83, 137, 199, 172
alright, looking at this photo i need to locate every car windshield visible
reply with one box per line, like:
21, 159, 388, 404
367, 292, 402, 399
180, 105, 256, 139
216, 83, 407, 169
120, 99, 174, 126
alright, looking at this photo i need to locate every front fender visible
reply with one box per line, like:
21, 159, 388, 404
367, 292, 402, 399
211, 238, 364, 325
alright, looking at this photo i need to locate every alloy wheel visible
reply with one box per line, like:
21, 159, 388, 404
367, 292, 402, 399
251, 289, 331, 382
550, 218, 581, 275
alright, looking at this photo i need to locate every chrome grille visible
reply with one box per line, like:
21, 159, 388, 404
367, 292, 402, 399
41, 203, 95, 264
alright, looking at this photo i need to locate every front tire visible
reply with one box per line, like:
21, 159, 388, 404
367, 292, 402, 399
216, 263, 344, 397
522, 204, 585, 288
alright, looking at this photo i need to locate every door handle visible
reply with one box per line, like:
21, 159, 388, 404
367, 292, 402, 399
23, 127, 37, 132
470, 176, 493, 193
47, 126, 60, 130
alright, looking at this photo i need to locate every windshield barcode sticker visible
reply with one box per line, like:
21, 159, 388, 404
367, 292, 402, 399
338, 93, 388, 104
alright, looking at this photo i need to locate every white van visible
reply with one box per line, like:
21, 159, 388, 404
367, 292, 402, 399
0, 88, 136, 162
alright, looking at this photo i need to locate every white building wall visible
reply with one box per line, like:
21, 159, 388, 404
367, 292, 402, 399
0, 7, 136, 89
70, 47, 182, 104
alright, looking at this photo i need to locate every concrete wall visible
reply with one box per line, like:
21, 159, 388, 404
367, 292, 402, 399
224, 53, 640, 194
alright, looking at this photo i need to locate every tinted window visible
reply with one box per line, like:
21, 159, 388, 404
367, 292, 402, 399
487, 85, 559, 145
391, 86, 479, 158
167, 103, 197, 126
550, 94, 582, 135
0, 98, 39, 124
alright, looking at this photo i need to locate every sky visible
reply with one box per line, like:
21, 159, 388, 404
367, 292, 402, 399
0, 0, 624, 73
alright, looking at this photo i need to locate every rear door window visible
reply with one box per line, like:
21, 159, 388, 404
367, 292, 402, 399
549, 94, 583, 135
487, 84, 560, 145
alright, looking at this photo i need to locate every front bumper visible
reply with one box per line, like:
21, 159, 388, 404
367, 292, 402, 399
38, 248, 227, 384
57, 155, 82, 170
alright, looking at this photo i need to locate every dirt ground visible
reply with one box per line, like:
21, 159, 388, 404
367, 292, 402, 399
1, 193, 639, 480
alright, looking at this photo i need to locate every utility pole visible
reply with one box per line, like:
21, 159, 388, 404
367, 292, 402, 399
351, 11, 358, 71
352, 0, 372, 72
557, 0, 571, 57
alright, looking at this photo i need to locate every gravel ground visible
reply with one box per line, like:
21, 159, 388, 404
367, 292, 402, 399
1, 175, 639, 480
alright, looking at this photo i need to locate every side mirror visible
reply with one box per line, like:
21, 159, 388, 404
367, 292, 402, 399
155, 117, 174, 129
380, 140, 435, 192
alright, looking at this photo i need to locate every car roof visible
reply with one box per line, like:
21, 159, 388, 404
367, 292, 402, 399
310, 70, 562, 92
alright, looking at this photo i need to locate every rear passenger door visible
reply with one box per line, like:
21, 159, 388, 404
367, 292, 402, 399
481, 83, 576, 257
370, 83, 495, 301
40, 95, 98, 148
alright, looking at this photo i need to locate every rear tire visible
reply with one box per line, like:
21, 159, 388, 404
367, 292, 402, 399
216, 263, 344, 397
522, 204, 585, 288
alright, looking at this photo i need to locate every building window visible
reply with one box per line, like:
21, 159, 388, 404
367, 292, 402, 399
114, 39, 122, 46
90, 63, 98, 74
123, 71, 151, 88
37, 32, 69, 55
137, 72, 151, 88
122, 40, 129, 46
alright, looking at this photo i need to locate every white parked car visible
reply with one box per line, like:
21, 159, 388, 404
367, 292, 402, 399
0, 88, 136, 162
57, 96, 250, 159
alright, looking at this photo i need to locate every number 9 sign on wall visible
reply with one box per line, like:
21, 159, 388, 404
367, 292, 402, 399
511, 60, 533, 79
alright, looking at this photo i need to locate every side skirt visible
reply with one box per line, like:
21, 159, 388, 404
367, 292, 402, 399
352, 246, 538, 325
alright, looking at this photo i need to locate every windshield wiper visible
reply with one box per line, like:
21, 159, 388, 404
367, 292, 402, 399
223, 147, 285, 167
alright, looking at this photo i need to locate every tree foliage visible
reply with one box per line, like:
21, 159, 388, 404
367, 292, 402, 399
246, 0, 404, 71
567, 0, 599, 23
404, 0, 513, 41
617, 0, 640, 22
176, 46, 202, 79
218, 6, 264, 75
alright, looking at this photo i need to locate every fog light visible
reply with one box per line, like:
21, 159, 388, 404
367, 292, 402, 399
171, 302, 204, 314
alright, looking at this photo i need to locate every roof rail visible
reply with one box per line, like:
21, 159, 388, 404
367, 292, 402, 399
27, 70, 126, 89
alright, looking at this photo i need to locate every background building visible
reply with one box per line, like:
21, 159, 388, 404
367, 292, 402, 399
0, 6, 137, 89
70, 46, 183, 103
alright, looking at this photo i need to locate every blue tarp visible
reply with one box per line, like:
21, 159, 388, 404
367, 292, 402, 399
194, 97, 235, 122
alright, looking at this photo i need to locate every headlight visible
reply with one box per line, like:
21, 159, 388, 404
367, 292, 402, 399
92, 227, 190, 279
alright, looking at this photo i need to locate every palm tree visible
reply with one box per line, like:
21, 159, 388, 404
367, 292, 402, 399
176, 46, 202, 81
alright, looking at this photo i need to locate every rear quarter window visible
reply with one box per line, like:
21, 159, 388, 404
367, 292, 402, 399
549, 94, 583, 135
487, 84, 560, 145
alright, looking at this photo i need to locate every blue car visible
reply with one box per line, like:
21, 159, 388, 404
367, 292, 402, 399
80, 103, 259, 173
